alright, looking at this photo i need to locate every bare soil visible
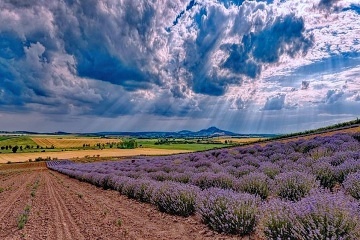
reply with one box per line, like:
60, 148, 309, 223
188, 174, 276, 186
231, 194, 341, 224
0, 165, 254, 240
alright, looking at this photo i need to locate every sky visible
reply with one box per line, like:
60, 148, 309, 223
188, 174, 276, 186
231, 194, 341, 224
0, 0, 360, 134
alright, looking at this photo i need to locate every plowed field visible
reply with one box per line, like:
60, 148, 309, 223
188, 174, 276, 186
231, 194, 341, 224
0, 165, 241, 240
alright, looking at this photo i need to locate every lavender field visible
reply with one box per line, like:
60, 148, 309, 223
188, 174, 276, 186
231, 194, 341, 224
47, 133, 360, 239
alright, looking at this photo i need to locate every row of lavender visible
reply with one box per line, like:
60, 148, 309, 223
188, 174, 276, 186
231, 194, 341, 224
47, 133, 360, 239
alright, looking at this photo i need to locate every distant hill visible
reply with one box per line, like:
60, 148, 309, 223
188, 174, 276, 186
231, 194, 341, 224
93, 127, 276, 138
183, 126, 239, 137
0, 131, 71, 135
0, 127, 277, 138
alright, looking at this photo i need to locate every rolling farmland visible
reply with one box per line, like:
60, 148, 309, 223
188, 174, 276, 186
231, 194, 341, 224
31, 137, 121, 148
0, 164, 228, 239
0, 148, 191, 164
1, 128, 360, 239
49, 131, 360, 239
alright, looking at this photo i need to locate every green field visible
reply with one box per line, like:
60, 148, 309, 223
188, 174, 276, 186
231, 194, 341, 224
0, 136, 16, 141
0, 136, 37, 148
136, 138, 232, 151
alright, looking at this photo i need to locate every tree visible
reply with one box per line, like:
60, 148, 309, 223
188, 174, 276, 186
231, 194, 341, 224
118, 140, 137, 149
12, 146, 19, 153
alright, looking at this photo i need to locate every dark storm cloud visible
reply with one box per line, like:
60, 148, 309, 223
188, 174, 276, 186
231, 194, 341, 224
177, 3, 313, 96
0, 0, 180, 116
221, 43, 261, 78
218, 13, 313, 93
2, 0, 355, 123
251, 14, 313, 62
0, 0, 315, 118
222, 13, 313, 74
54, 0, 162, 90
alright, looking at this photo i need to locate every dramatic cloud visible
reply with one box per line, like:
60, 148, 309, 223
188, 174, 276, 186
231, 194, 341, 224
263, 94, 286, 110
0, 0, 359, 133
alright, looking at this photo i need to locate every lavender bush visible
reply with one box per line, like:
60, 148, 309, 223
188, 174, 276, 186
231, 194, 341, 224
197, 188, 259, 236
263, 192, 360, 240
293, 191, 360, 239
262, 199, 297, 240
343, 171, 360, 200
237, 172, 270, 200
151, 181, 199, 217
227, 164, 257, 178
46, 133, 360, 237
259, 162, 280, 179
273, 171, 318, 201
121, 179, 156, 203
312, 162, 337, 189
335, 160, 360, 183
190, 172, 236, 190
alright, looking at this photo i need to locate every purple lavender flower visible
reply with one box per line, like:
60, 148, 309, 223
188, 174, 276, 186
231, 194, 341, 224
312, 161, 337, 189
262, 199, 297, 240
151, 181, 199, 217
273, 171, 318, 201
293, 190, 360, 239
197, 188, 259, 236
190, 172, 236, 190
259, 162, 281, 179
343, 171, 360, 200
237, 172, 270, 200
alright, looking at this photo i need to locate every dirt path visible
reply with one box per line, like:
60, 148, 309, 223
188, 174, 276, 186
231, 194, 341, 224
0, 167, 243, 240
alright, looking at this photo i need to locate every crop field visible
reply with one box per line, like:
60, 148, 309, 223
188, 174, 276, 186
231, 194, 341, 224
0, 136, 38, 148
0, 135, 240, 154
48, 132, 360, 239
31, 137, 121, 148
0, 164, 224, 239
216, 137, 265, 144
0, 148, 191, 164
136, 138, 231, 151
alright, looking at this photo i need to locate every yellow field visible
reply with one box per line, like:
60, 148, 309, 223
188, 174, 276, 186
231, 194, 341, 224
31, 137, 121, 148
0, 148, 191, 164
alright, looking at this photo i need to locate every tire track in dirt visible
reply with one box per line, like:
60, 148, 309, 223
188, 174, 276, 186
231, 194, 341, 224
43, 172, 85, 240
49, 171, 240, 240
46, 171, 126, 239
51, 172, 188, 239
22, 170, 128, 239
0, 172, 34, 222
1, 169, 246, 239
0, 171, 36, 238
0, 170, 25, 182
